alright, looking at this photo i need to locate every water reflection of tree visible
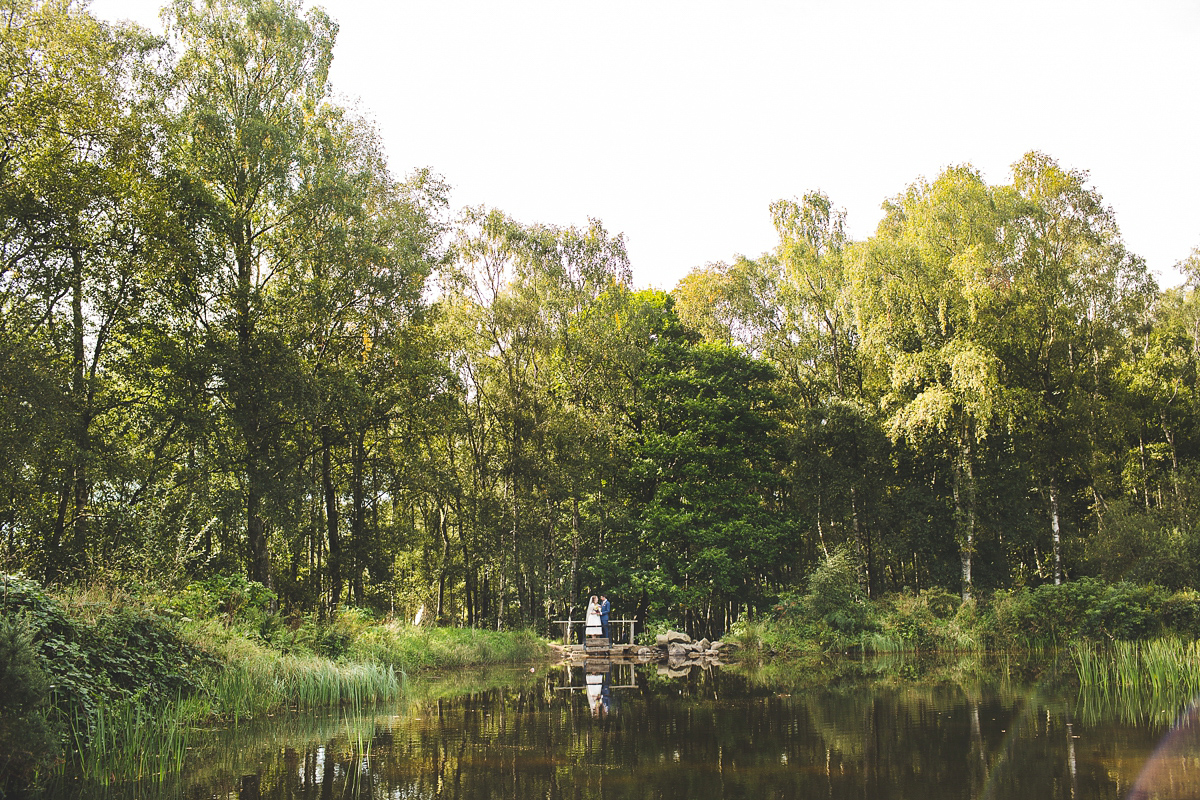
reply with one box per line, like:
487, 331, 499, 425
110, 661, 1180, 800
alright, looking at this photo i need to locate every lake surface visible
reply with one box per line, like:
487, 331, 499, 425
51, 656, 1200, 800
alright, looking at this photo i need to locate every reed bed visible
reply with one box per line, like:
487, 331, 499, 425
1074, 638, 1200, 724
348, 623, 548, 673
62, 655, 401, 788
70, 696, 190, 786
59, 624, 541, 788
208, 652, 401, 721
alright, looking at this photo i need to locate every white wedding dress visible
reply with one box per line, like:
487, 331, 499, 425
585, 602, 602, 637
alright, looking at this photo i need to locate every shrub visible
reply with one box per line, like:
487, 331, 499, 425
0, 616, 60, 790
881, 594, 939, 650
922, 588, 960, 619
0, 575, 210, 741
1160, 590, 1200, 638
806, 547, 871, 635
169, 574, 276, 625
1082, 583, 1165, 641
991, 579, 1171, 646
992, 579, 1107, 645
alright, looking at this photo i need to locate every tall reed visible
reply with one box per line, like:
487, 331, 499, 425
69, 695, 190, 785
209, 652, 400, 721
62, 650, 401, 787
347, 624, 548, 673
1074, 638, 1200, 724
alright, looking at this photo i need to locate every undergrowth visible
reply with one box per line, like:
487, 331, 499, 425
727, 550, 1200, 657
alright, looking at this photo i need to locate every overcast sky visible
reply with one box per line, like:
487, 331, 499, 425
90, 0, 1199, 290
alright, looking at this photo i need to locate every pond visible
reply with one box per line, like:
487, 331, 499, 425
46, 656, 1200, 799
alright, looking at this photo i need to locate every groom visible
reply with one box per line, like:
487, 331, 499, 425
599, 595, 611, 640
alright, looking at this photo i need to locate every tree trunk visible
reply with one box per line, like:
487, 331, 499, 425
850, 487, 870, 597
321, 427, 342, 610
235, 221, 271, 588
436, 506, 450, 620
69, 248, 89, 567
954, 427, 976, 602
1048, 482, 1062, 585
568, 493, 581, 614
1138, 432, 1151, 509
350, 431, 366, 605
246, 480, 270, 587
1162, 413, 1180, 502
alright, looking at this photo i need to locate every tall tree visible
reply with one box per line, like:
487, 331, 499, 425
0, 0, 168, 579
166, 0, 336, 586
1000, 152, 1157, 583
849, 166, 1009, 600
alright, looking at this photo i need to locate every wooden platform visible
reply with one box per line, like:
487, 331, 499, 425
584, 636, 611, 657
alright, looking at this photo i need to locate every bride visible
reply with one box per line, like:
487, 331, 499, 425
585, 595, 602, 638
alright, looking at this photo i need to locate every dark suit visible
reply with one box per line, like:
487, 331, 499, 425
600, 598, 611, 639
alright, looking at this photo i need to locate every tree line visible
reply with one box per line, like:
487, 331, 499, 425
3, 0, 1198, 637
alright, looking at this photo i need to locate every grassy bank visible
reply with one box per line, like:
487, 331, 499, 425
0, 573, 549, 792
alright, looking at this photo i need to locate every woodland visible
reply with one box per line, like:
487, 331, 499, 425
3, 0, 1199, 639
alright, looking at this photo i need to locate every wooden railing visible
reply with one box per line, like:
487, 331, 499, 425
551, 618, 636, 645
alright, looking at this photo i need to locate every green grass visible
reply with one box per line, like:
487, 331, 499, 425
69, 695, 190, 785
55, 618, 548, 789
1074, 638, 1200, 724
346, 621, 549, 673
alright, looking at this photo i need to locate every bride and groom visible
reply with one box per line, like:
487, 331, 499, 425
584, 594, 610, 640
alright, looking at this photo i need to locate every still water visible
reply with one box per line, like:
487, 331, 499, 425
67, 657, 1200, 799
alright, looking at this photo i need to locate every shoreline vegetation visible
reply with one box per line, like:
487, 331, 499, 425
0, 573, 549, 790
5, 568, 1200, 792
726, 546, 1200, 657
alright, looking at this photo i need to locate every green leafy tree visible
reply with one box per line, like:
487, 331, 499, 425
0, 0, 170, 579
613, 293, 784, 636
849, 166, 1009, 600
1001, 152, 1157, 582
165, 0, 336, 586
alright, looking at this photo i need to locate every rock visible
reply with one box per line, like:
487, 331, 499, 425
697, 638, 711, 650
705, 648, 720, 657
658, 664, 693, 678
655, 633, 670, 646
636, 646, 655, 657
664, 630, 692, 644
668, 643, 690, 658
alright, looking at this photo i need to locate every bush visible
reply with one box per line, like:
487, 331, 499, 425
806, 547, 871, 635
1081, 583, 1165, 641
881, 594, 939, 650
0, 575, 210, 741
992, 579, 1105, 645
169, 574, 276, 625
1084, 502, 1200, 590
922, 588, 960, 619
0, 616, 60, 791
1160, 590, 1200, 638
991, 579, 1171, 646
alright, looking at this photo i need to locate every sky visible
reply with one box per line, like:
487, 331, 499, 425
89, 0, 1200, 291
